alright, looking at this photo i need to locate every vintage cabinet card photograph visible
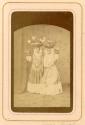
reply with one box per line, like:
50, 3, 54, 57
11, 11, 73, 113
0, 0, 85, 125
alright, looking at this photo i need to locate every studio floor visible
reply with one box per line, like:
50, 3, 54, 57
14, 84, 70, 107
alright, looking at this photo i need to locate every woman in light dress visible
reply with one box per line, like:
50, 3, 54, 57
40, 42, 63, 95
26, 39, 63, 95
26, 41, 44, 93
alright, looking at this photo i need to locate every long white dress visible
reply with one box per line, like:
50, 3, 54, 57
39, 49, 63, 95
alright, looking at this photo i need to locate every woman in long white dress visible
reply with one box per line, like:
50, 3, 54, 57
39, 41, 63, 95
26, 41, 44, 93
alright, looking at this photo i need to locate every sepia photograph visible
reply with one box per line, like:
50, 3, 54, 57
11, 12, 73, 113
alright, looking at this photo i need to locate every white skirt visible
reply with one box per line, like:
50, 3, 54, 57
27, 81, 63, 95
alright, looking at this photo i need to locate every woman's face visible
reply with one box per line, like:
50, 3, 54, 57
47, 48, 51, 54
34, 47, 40, 54
44, 48, 52, 55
